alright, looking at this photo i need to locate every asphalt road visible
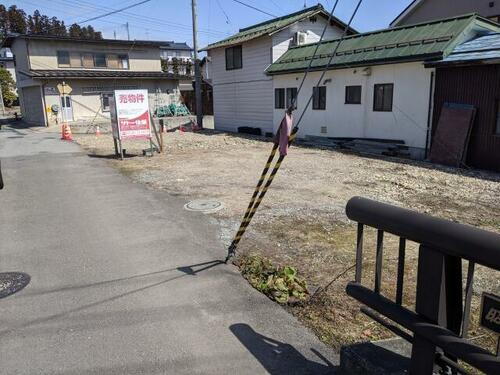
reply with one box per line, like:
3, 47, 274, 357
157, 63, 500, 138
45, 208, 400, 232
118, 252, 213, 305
0, 124, 339, 374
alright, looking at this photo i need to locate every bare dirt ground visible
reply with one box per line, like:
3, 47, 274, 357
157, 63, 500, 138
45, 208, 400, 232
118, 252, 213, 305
73, 129, 500, 364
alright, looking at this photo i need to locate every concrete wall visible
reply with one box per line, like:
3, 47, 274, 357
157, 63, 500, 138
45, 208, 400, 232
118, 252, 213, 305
272, 62, 434, 157
272, 17, 343, 63
393, 0, 500, 26
20, 86, 45, 125
40, 79, 180, 126
28, 39, 161, 71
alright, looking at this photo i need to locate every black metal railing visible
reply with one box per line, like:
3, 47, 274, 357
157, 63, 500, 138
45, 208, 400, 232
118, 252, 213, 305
345, 196, 500, 374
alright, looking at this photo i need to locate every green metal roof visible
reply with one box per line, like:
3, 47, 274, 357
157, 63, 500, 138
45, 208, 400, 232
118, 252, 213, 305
200, 4, 356, 51
266, 13, 500, 75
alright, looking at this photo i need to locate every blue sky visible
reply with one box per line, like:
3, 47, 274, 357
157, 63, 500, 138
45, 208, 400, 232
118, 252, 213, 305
6, 0, 413, 47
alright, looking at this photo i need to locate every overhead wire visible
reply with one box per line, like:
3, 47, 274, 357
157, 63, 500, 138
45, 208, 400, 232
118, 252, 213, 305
14, 0, 227, 41
216, 0, 231, 24
18, 0, 228, 39
231, 0, 277, 18
66, 0, 228, 36
77, 0, 153, 24
226, 0, 364, 259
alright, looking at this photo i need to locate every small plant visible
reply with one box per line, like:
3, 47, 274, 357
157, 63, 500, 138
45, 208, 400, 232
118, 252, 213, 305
238, 255, 309, 304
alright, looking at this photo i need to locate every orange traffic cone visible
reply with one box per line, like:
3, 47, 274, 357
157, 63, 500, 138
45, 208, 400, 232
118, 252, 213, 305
95, 125, 101, 136
61, 123, 73, 141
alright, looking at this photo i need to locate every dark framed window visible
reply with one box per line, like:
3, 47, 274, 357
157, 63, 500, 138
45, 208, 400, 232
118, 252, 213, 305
286, 87, 298, 110
275, 88, 285, 109
225, 45, 242, 70
57, 51, 70, 67
312, 86, 327, 110
345, 85, 362, 104
94, 53, 107, 68
101, 93, 113, 112
373, 83, 394, 112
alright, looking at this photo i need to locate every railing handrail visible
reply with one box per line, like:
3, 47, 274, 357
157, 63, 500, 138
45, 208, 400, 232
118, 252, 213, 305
346, 197, 500, 270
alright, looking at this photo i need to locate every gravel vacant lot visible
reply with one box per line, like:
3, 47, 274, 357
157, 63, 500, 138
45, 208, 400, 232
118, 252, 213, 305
73, 129, 500, 364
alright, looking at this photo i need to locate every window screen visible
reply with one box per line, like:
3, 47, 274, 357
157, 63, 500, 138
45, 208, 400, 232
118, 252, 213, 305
225, 45, 242, 70
275, 88, 285, 109
312, 86, 326, 110
345, 85, 362, 104
286, 87, 298, 110
373, 83, 394, 112
107, 54, 119, 69
94, 53, 107, 68
82, 53, 94, 68
70, 52, 82, 67
57, 51, 70, 67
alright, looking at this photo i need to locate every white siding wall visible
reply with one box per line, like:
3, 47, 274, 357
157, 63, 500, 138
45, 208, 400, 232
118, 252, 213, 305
273, 62, 434, 155
210, 36, 274, 133
272, 18, 343, 62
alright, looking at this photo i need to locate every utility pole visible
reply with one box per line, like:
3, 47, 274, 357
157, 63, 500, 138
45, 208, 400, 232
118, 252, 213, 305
191, 0, 203, 129
0, 86, 5, 116
125, 22, 130, 41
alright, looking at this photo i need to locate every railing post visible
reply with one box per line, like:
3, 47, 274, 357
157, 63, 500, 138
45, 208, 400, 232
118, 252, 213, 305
411, 245, 445, 374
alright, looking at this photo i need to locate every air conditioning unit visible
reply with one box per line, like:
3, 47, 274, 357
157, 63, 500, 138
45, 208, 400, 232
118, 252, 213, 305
293, 31, 307, 46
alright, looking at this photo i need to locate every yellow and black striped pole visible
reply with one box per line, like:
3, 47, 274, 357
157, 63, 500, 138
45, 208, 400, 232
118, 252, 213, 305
226, 127, 298, 261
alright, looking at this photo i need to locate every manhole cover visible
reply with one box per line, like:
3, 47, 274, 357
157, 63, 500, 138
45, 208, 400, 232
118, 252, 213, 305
0, 272, 31, 299
184, 199, 224, 213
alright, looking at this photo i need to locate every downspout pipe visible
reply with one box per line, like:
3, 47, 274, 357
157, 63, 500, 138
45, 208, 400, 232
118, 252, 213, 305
424, 70, 435, 159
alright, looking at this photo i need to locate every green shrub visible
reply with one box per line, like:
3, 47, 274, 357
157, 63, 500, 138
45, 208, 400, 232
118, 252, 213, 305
239, 255, 309, 304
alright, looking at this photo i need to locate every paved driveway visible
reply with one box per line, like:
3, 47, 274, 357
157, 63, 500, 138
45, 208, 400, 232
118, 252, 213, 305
0, 124, 338, 374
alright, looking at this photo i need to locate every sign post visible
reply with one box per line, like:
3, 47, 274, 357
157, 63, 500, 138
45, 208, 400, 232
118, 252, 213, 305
110, 89, 152, 160
479, 292, 500, 356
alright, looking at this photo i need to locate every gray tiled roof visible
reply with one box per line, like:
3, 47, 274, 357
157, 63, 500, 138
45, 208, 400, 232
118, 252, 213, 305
22, 69, 188, 80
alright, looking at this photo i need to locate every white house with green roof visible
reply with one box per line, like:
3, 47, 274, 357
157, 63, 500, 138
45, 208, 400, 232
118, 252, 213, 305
201, 4, 356, 135
266, 13, 500, 159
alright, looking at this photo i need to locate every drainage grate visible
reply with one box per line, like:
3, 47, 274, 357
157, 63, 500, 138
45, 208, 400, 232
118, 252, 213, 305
0, 272, 31, 299
184, 199, 224, 213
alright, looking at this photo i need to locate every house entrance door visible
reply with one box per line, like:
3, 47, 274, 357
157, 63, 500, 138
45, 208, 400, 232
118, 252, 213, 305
61, 95, 74, 122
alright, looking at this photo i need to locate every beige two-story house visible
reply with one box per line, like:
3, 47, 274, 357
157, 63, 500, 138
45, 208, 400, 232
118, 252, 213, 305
1, 34, 190, 126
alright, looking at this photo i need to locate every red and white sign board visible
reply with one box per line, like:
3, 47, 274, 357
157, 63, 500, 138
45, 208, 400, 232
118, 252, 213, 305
111, 89, 151, 140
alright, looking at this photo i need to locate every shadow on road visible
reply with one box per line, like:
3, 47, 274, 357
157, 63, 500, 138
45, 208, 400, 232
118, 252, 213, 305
87, 153, 138, 160
18, 260, 224, 299
0, 260, 224, 337
230, 323, 337, 374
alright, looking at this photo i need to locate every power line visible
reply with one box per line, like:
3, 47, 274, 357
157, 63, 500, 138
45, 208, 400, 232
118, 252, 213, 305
17, 0, 228, 39
68, 0, 228, 35
77, 0, 152, 24
216, 0, 231, 24
231, 0, 277, 18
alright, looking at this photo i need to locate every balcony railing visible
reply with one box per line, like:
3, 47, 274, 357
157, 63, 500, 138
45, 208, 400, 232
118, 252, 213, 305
345, 197, 500, 374
161, 59, 193, 77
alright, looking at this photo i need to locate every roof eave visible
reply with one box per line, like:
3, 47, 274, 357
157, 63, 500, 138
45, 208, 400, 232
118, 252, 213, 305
266, 53, 443, 75
425, 57, 500, 68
